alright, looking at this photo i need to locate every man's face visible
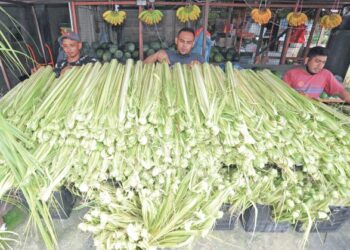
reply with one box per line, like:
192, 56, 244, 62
305, 55, 327, 74
175, 31, 195, 55
62, 38, 82, 60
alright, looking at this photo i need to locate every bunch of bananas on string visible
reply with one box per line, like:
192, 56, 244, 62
102, 10, 126, 26
251, 8, 272, 25
139, 9, 164, 25
176, 5, 201, 22
320, 14, 342, 29
286, 11, 308, 26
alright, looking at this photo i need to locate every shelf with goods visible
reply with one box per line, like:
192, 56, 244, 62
206, 7, 278, 65
251, 7, 338, 66
70, 3, 339, 68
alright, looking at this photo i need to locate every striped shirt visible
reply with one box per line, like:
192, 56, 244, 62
283, 67, 344, 98
54, 55, 97, 78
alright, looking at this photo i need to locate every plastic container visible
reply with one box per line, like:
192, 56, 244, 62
18, 186, 75, 219
240, 204, 290, 232
49, 187, 75, 219
296, 206, 350, 233
214, 203, 237, 230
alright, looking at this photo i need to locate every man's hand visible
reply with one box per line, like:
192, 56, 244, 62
338, 89, 350, 104
144, 50, 170, 64
188, 60, 201, 68
156, 50, 170, 64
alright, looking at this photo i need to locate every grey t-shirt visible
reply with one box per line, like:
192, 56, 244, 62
166, 50, 204, 66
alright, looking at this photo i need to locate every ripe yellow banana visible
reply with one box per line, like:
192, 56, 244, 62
251, 8, 272, 25
102, 10, 126, 26
176, 5, 201, 22
286, 12, 308, 27
139, 9, 163, 25
320, 14, 342, 29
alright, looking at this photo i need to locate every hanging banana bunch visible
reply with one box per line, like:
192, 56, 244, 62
102, 5, 126, 26
320, 13, 342, 29
286, 11, 308, 26
251, 8, 272, 25
176, 4, 201, 23
139, 9, 164, 25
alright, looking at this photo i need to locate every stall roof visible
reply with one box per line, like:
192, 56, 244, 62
1, 0, 350, 6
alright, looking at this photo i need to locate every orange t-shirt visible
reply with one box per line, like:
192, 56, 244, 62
283, 67, 344, 98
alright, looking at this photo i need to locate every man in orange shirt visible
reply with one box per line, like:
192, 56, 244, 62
283, 46, 350, 103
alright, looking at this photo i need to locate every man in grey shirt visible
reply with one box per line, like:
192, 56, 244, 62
54, 31, 97, 77
144, 27, 204, 66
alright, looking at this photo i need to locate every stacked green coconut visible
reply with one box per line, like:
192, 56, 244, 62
85, 41, 173, 63
209, 46, 237, 63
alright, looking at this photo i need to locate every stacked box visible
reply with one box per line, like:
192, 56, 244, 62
296, 206, 350, 233
214, 203, 237, 230
240, 204, 290, 232
19, 186, 75, 219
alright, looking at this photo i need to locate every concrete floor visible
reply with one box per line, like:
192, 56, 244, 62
12, 206, 350, 250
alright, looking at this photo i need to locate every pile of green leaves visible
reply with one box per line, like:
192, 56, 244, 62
1, 60, 350, 249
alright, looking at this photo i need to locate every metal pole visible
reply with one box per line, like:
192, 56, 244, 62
68, 2, 74, 31
280, 27, 292, 64
225, 8, 233, 49
237, 9, 247, 56
254, 24, 265, 64
0, 58, 11, 90
268, 13, 277, 49
139, 5, 144, 60
71, 2, 79, 33
32, 5, 47, 64
235, 10, 241, 48
303, 8, 321, 59
202, 0, 209, 58
257, 28, 288, 56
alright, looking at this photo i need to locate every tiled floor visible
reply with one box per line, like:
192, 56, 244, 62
13, 207, 350, 250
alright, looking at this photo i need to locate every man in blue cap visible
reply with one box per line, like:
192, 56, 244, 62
54, 31, 97, 77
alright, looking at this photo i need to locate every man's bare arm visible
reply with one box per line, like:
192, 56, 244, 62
338, 89, 350, 104
144, 50, 170, 64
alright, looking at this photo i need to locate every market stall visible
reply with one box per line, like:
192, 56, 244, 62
1, 1, 350, 249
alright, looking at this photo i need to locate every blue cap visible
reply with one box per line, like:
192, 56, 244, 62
58, 31, 81, 45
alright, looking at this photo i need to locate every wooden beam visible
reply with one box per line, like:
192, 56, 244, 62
280, 27, 292, 64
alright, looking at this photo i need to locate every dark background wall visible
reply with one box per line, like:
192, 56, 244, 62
325, 15, 350, 79
0, 4, 69, 93
326, 32, 350, 79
